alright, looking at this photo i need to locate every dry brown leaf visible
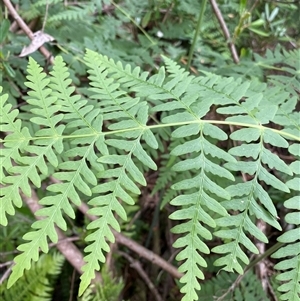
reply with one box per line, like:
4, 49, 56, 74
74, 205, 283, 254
19, 30, 54, 57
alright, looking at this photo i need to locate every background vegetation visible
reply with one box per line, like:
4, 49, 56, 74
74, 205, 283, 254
0, 0, 299, 301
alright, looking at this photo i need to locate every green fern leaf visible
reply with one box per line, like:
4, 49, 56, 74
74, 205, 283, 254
3, 47, 299, 301
159, 73, 234, 299
213, 124, 288, 273
1, 252, 64, 301
6, 57, 80, 288
272, 158, 300, 301
33, 0, 62, 7
1, 56, 66, 227
78, 50, 159, 294
0, 87, 31, 225
47, 5, 94, 23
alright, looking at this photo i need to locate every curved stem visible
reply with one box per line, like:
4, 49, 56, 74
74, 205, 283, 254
187, 0, 207, 71
209, 0, 240, 64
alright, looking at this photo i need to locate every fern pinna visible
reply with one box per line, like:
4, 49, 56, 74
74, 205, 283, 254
0, 49, 299, 301
0, 252, 64, 301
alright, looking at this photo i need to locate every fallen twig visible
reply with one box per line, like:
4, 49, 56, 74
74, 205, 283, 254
209, 0, 240, 64
118, 250, 164, 301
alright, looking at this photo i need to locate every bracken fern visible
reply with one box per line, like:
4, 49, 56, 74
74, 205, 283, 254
0, 48, 299, 301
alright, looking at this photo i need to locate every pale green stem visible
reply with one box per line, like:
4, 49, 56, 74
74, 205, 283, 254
187, 0, 207, 71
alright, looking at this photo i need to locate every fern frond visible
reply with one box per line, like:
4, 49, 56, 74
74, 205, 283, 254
1, 252, 64, 301
6, 57, 71, 288
3, 49, 299, 301
213, 81, 293, 273
1, 57, 65, 229
151, 60, 235, 300
272, 151, 300, 301
47, 5, 95, 23
33, 0, 61, 7
168, 123, 234, 300
0, 87, 31, 225
84, 50, 154, 96
6, 54, 105, 287
79, 135, 153, 294
78, 50, 159, 294
255, 47, 300, 98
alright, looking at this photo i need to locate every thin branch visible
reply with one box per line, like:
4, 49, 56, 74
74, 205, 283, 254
256, 219, 269, 292
0, 261, 13, 269
48, 236, 80, 248
68, 269, 76, 301
118, 251, 164, 301
249, 0, 261, 14
0, 264, 13, 285
3, 0, 54, 64
209, 0, 240, 64
162, 2, 174, 24
42, 0, 49, 32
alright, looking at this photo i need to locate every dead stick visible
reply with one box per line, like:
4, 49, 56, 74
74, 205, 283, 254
118, 250, 164, 301
209, 0, 239, 64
